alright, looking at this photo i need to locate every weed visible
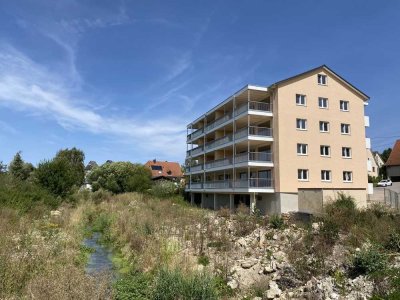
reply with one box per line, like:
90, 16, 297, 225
270, 214, 285, 229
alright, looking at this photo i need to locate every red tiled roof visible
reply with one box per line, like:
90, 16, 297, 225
145, 160, 183, 179
386, 140, 400, 166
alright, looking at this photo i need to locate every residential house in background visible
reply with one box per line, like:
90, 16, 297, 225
185, 65, 371, 215
145, 159, 183, 181
386, 140, 400, 182
367, 149, 379, 177
374, 152, 385, 169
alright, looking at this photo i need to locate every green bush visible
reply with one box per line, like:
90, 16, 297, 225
351, 244, 387, 276
91, 189, 112, 204
333, 193, 356, 211
270, 214, 285, 229
197, 254, 210, 266
114, 270, 151, 300
150, 180, 177, 197
152, 268, 218, 300
386, 231, 400, 252
320, 219, 339, 243
88, 162, 152, 194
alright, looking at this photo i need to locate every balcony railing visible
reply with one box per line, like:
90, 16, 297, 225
187, 182, 203, 189
205, 113, 232, 132
205, 157, 232, 170
235, 152, 273, 163
188, 128, 204, 141
188, 163, 203, 172
235, 101, 272, 116
204, 180, 233, 189
187, 145, 204, 157
205, 134, 233, 151
234, 178, 273, 188
235, 126, 273, 140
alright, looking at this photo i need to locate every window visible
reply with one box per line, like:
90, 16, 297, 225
343, 171, 353, 182
321, 170, 331, 181
298, 169, 309, 181
297, 143, 308, 155
151, 165, 162, 171
341, 123, 350, 134
318, 74, 327, 85
342, 147, 352, 158
372, 167, 376, 172
318, 97, 328, 108
319, 121, 330, 132
320, 145, 330, 156
340, 100, 349, 111
296, 118, 307, 130
296, 94, 306, 106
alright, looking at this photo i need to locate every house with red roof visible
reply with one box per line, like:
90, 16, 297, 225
145, 159, 183, 181
386, 140, 400, 182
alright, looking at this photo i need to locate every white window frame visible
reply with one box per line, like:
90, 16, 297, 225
296, 118, 307, 130
319, 121, 330, 133
297, 143, 308, 155
340, 100, 349, 111
320, 145, 331, 157
342, 147, 352, 158
296, 94, 306, 106
341, 123, 351, 134
298, 169, 309, 181
318, 97, 328, 109
321, 170, 331, 182
343, 171, 353, 182
318, 74, 327, 85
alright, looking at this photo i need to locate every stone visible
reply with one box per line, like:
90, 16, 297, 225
266, 281, 282, 299
263, 261, 277, 274
272, 234, 278, 240
227, 279, 238, 289
241, 259, 258, 269
237, 237, 247, 247
50, 210, 61, 217
253, 297, 262, 300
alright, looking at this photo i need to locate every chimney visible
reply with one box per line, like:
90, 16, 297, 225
153, 158, 156, 163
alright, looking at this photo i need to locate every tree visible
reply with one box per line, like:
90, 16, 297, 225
9, 152, 34, 180
34, 148, 85, 197
381, 148, 392, 162
88, 162, 152, 194
0, 161, 7, 173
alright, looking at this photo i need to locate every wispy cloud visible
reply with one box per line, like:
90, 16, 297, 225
0, 45, 187, 161
0, 121, 17, 134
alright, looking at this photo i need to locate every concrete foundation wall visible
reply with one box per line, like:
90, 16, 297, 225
202, 193, 214, 209
279, 193, 299, 213
322, 189, 367, 208
215, 194, 230, 210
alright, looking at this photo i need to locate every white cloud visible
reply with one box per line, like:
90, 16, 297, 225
0, 45, 187, 161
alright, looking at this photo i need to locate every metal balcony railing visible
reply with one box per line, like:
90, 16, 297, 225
187, 128, 204, 141
235, 152, 273, 163
234, 178, 273, 188
204, 180, 233, 189
235, 101, 272, 116
187, 145, 204, 157
205, 134, 233, 151
205, 157, 232, 170
187, 182, 203, 189
188, 163, 203, 172
235, 126, 273, 140
205, 113, 232, 132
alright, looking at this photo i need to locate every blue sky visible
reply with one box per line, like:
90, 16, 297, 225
1, 0, 400, 166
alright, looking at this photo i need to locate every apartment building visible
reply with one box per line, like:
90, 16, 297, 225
185, 65, 370, 214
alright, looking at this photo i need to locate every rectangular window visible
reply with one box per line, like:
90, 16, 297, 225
340, 100, 349, 111
343, 171, 353, 182
297, 143, 308, 155
151, 165, 163, 171
342, 147, 352, 158
318, 74, 327, 85
318, 97, 328, 108
296, 118, 307, 130
321, 170, 331, 181
341, 123, 350, 134
296, 94, 306, 106
298, 169, 309, 181
319, 121, 330, 132
320, 145, 330, 157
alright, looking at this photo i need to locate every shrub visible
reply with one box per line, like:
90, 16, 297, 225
91, 189, 112, 204
9, 152, 34, 181
88, 162, 152, 194
151, 180, 177, 197
386, 231, 400, 252
198, 254, 210, 266
270, 214, 285, 229
114, 270, 151, 300
351, 244, 387, 276
320, 219, 339, 244
333, 193, 356, 211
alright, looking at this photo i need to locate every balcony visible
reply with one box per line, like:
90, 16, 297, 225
205, 134, 233, 151
235, 126, 273, 140
187, 182, 203, 189
235, 152, 273, 163
188, 163, 203, 173
235, 101, 272, 116
205, 157, 232, 170
187, 128, 204, 141
234, 178, 273, 188
205, 113, 232, 132
366, 137, 371, 149
187, 145, 204, 157
204, 180, 233, 189
364, 116, 370, 127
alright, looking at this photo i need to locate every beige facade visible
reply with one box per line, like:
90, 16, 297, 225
185, 66, 370, 214
367, 149, 379, 177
